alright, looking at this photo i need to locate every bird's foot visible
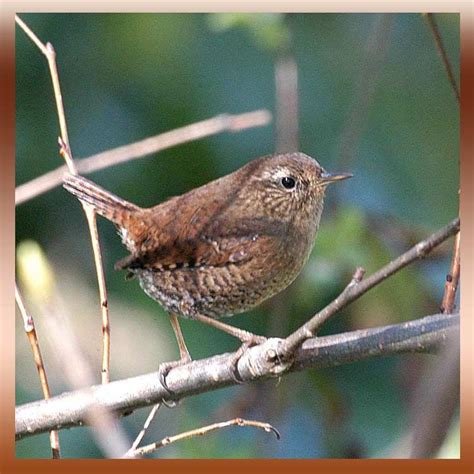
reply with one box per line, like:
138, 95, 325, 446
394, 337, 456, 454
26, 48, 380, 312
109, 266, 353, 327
158, 354, 192, 406
229, 333, 267, 383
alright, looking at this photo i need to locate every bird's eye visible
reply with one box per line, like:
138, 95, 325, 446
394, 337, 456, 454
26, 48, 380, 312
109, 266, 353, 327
281, 176, 296, 189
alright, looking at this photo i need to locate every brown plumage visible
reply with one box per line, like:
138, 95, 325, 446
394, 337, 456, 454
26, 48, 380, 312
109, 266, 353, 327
63, 152, 351, 351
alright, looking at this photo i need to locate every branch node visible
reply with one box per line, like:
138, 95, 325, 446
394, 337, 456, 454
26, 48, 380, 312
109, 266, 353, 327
24, 315, 34, 333
353, 266, 366, 283
240, 338, 292, 379
46, 42, 55, 55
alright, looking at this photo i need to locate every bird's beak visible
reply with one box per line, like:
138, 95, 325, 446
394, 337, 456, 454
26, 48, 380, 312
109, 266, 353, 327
320, 171, 353, 184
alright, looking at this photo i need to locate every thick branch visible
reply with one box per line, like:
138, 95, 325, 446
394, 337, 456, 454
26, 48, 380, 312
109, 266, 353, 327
16, 312, 458, 440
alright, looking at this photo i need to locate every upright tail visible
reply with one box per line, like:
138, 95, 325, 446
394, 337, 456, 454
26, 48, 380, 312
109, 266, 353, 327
63, 174, 141, 228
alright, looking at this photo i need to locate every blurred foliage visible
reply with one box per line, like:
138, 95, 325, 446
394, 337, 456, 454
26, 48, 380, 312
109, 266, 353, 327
16, 13, 459, 458
208, 13, 290, 52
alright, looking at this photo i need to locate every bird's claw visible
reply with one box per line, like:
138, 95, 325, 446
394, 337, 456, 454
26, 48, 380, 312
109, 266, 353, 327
157, 356, 192, 406
229, 335, 267, 383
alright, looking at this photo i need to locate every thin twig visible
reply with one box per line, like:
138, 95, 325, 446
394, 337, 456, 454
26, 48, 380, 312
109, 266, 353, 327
423, 13, 460, 103
127, 403, 162, 455
15, 110, 272, 206
14, 16, 74, 170
15, 283, 61, 459
440, 230, 460, 314
85, 208, 111, 384
282, 218, 460, 355
16, 15, 111, 384
58, 140, 111, 384
14, 15, 49, 56
125, 417, 279, 458
15, 312, 459, 439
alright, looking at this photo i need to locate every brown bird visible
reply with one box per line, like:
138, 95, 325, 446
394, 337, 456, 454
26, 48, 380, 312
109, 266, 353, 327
63, 152, 351, 374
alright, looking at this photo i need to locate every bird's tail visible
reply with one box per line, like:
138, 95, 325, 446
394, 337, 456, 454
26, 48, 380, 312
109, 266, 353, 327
63, 174, 140, 228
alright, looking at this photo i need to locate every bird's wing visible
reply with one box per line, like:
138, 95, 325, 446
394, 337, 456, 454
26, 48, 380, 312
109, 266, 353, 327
115, 230, 275, 272
115, 203, 283, 272
115, 179, 285, 272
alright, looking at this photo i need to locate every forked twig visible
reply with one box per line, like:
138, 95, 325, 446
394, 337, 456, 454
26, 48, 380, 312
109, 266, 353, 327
283, 218, 460, 355
16, 15, 112, 384
15, 110, 272, 206
124, 418, 280, 458
423, 13, 460, 103
127, 403, 162, 454
15, 283, 61, 458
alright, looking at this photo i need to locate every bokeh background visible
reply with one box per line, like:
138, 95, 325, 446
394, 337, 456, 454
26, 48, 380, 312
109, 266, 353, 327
15, 13, 459, 458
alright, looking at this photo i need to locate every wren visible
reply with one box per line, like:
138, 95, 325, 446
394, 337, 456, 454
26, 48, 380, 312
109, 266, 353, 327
63, 152, 351, 364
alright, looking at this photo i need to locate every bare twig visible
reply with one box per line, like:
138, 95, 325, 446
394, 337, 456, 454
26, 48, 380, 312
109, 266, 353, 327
16, 15, 111, 384
124, 417, 280, 458
86, 209, 111, 384
423, 13, 460, 103
15, 110, 272, 206
127, 403, 162, 455
440, 230, 460, 314
14, 16, 73, 169
282, 218, 460, 355
14, 15, 49, 56
15, 283, 61, 459
16, 312, 459, 439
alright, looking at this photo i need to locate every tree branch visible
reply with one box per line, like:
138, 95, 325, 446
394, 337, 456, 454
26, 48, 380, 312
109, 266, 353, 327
124, 417, 280, 458
15, 284, 61, 458
282, 218, 460, 355
15, 110, 272, 206
440, 230, 460, 314
16, 15, 113, 384
423, 13, 460, 103
16, 312, 458, 440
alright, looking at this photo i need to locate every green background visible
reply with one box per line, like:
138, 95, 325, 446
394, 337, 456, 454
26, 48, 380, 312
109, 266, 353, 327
15, 13, 459, 458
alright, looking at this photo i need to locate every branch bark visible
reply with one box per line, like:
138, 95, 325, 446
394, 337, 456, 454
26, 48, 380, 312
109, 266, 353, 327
16, 312, 458, 440
440, 230, 460, 314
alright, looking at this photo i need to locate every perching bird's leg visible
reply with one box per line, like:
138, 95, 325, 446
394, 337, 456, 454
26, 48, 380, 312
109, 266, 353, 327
158, 313, 192, 402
